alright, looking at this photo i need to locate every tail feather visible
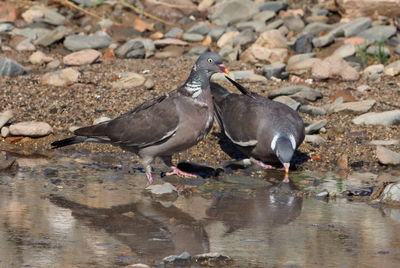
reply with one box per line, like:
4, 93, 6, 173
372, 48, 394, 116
74, 121, 109, 137
51, 136, 87, 149
225, 76, 255, 98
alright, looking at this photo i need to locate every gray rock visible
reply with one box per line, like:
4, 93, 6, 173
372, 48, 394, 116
273, 96, 300, 110
34, 26, 70, 47
291, 89, 323, 103
192, 253, 232, 265
268, 85, 320, 99
1, 126, 9, 138
0, 110, 13, 129
188, 45, 209, 55
41, 68, 80, 86
233, 29, 257, 46
376, 146, 400, 165
0, 23, 14, 32
16, 38, 35, 51
343, 17, 372, 37
182, 33, 204, 42
64, 32, 112, 51
302, 22, 334, 36
208, 26, 226, 41
287, 53, 316, 66
395, 47, 400, 55
332, 43, 356, 58
0, 58, 27, 77
9, 121, 53, 137
294, 34, 313, 53
358, 25, 397, 42
305, 120, 327, 134
259, 1, 288, 13
384, 60, 400, 76
112, 72, 146, 89
253, 10, 275, 22
26, 6, 67, 26
265, 19, 284, 30
262, 63, 286, 79
115, 39, 155, 59
352, 110, 400, 126
163, 252, 191, 265
366, 45, 390, 56
236, 21, 267, 32
329, 100, 376, 114
165, 27, 183, 38
305, 134, 326, 145
312, 32, 334, 47
12, 27, 51, 41
380, 182, 400, 204
146, 182, 177, 196
284, 16, 305, 33
299, 105, 326, 116
369, 140, 399, 146
0, 151, 15, 170
210, 0, 258, 26
186, 22, 211, 35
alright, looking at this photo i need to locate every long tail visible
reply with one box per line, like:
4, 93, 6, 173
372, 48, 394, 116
225, 76, 255, 98
51, 136, 87, 148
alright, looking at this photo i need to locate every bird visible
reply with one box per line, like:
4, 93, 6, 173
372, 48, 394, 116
51, 52, 229, 185
210, 76, 305, 182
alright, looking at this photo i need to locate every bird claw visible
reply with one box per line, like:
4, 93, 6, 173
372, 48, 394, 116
252, 159, 274, 169
166, 166, 197, 178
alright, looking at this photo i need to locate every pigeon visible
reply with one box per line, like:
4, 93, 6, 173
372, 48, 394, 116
51, 52, 228, 185
211, 77, 305, 182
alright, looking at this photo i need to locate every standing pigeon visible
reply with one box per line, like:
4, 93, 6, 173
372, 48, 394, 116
211, 77, 305, 182
51, 52, 228, 185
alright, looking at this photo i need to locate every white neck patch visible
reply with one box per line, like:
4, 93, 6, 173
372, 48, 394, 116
185, 81, 202, 98
271, 134, 296, 151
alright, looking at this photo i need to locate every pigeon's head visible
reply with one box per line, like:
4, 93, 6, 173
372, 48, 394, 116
195, 52, 229, 76
271, 135, 296, 175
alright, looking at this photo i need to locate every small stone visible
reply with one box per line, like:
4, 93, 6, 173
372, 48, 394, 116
153, 38, 189, 47
376, 146, 400, 165
363, 64, 384, 77
112, 72, 146, 89
265, 19, 284, 30
209, 0, 258, 25
237, 21, 267, 32
358, 25, 397, 42
0, 58, 27, 77
29, 51, 54, 65
46, 60, 61, 69
305, 120, 327, 134
0, 23, 14, 32
0, 110, 13, 129
384, 60, 400, 76
253, 10, 275, 22
299, 105, 326, 116
187, 21, 211, 35
165, 27, 183, 38
144, 78, 155, 90
182, 33, 204, 42
63, 32, 112, 51
379, 182, 400, 204
116, 39, 155, 59
291, 89, 322, 102
34, 25, 70, 47
329, 100, 376, 114
259, 1, 288, 13
312, 55, 360, 81
283, 16, 305, 33
287, 53, 316, 65
1, 126, 9, 138
9, 121, 53, 137
0, 151, 16, 170
63, 49, 101, 65
217, 31, 239, 48
22, 6, 66, 25
369, 140, 399, 146
93, 116, 111, 125
352, 110, 400, 126
262, 63, 286, 79
208, 26, 226, 41
193, 252, 232, 265
16, 39, 36, 51
356, 85, 370, 92
198, 0, 214, 12
273, 96, 300, 110
294, 34, 313, 53
268, 85, 320, 99
312, 33, 335, 48
302, 22, 333, 36
343, 17, 372, 37
163, 251, 191, 265
328, 89, 356, 103
41, 68, 80, 87
155, 46, 184, 58
286, 58, 320, 74
146, 182, 177, 197
332, 43, 356, 58
305, 134, 326, 145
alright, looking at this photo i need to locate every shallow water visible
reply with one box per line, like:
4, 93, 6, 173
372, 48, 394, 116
1, 155, 400, 268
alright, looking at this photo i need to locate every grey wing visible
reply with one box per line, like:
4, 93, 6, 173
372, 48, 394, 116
75, 94, 180, 148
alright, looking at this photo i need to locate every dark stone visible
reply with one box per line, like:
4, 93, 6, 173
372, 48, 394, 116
294, 34, 314, 53
259, 1, 288, 13
0, 58, 27, 77
44, 168, 59, 177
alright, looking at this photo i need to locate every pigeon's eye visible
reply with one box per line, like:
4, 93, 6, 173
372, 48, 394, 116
207, 58, 213, 63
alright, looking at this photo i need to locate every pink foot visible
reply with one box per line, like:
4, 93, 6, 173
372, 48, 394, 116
166, 166, 197, 178
252, 159, 274, 169
145, 166, 155, 186
282, 174, 290, 183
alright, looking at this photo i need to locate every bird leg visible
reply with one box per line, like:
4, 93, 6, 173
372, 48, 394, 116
145, 165, 155, 186
161, 156, 197, 178
250, 157, 274, 169
282, 163, 290, 183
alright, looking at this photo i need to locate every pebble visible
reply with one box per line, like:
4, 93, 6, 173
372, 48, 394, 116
63, 49, 101, 65
273, 96, 300, 110
186, 21, 211, 35
217, 31, 239, 48
146, 183, 177, 196
384, 60, 400, 76
46, 60, 61, 69
253, 10, 275, 22
164, 27, 183, 38
283, 16, 305, 33
376, 146, 400, 166
63, 32, 112, 51
237, 21, 267, 33
369, 140, 399, 146
210, 0, 258, 25
356, 85, 370, 92
299, 105, 326, 116
208, 26, 226, 41
16, 38, 36, 51
182, 33, 204, 42
294, 34, 313, 53
0, 110, 13, 129
192, 252, 232, 265
163, 251, 191, 265
1, 126, 9, 138
259, 1, 288, 13
34, 25, 70, 47
233, 29, 257, 46
352, 110, 400, 126
287, 58, 320, 74
332, 43, 356, 58
343, 17, 372, 37
0, 151, 15, 170
312, 32, 335, 48
112, 72, 146, 89
0, 23, 14, 32
116, 40, 144, 59
261, 63, 286, 79
9, 121, 53, 137
329, 100, 376, 114
153, 38, 189, 47
305, 120, 327, 134
29, 51, 54, 65
302, 22, 333, 36
379, 182, 400, 205
312, 55, 360, 81
305, 134, 326, 145
144, 78, 155, 90
363, 64, 384, 77
41, 68, 80, 87
357, 25, 397, 42
12, 27, 51, 42
0, 58, 27, 76
22, 6, 66, 25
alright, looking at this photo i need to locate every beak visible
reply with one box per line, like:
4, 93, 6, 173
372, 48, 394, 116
283, 163, 290, 175
218, 64, 229, 74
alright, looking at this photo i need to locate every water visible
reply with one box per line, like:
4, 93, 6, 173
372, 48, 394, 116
0, 154, 400, 268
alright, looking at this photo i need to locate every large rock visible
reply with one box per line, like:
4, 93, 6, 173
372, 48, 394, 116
329, 100, 376, 114
352, 110, 400, 126
9, 121, 53, 137
376, 146, 400, 165
357, 25, 397, 42
63, 49, 101, 65
209, 0, 258, 25
311, 55, 360, 81
379, 182, 400, 204
0, 58, 27, 76
63, 32, 112, 51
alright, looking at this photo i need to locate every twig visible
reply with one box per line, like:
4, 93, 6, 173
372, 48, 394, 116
118, 0, 176, 27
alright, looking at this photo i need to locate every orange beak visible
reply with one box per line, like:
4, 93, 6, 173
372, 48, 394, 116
218, 64, 229, 74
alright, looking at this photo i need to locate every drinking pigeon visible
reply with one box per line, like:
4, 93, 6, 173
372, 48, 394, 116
211, 77, 305, 182
52, 52, 228, 185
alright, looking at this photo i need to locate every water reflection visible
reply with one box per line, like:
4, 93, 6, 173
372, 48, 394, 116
1, 156, 400, 268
